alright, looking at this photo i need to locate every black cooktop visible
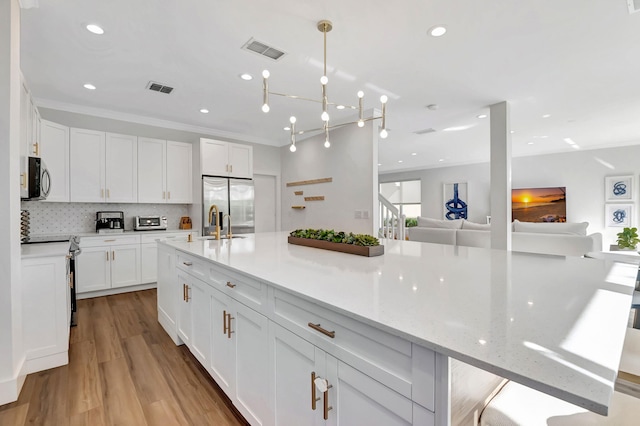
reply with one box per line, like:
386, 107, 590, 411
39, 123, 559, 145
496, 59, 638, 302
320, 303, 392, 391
22, 235, 72, 244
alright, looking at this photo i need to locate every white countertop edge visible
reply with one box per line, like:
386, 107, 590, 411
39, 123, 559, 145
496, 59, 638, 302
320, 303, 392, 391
21, 242, 70, 258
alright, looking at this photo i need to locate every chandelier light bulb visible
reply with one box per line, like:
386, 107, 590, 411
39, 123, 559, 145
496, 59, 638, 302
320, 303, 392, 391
262, 70, 270, 79
380, 95, 388, 104
261, 104, 270, 113
320, 75, 328, 85
290, 144, 297, 152
324, 140, 331, 148
357, 91, 364, 98
358, 120, 364, 128
321, 111, 330, 122
380, 128, 388, 139
289, 116, 297, 124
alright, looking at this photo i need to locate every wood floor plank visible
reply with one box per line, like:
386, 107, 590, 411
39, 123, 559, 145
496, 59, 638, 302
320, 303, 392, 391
111, 305, 145, 339
93, 314, 124, 363
68, 406, 106, 426
70, 299, 95, 344
0, 402, 28, 426
122, 334, 173, 406
67, 339, 103, 416
24, 365, 70, 426
142, 399, 190, 426
99, 357, 148, 426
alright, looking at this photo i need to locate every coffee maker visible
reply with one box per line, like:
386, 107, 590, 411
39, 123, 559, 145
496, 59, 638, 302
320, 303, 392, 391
96, 211, 125, 233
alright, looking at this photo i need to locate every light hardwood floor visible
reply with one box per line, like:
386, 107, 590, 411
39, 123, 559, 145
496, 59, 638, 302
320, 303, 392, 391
0, 289, 248, 426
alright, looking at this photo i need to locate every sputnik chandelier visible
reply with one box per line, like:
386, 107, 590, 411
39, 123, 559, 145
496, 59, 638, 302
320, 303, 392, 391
260, 20, 388, 152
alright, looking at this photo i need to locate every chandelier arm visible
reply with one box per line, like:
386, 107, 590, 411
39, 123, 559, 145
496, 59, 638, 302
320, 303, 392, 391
292, 116, 383, 135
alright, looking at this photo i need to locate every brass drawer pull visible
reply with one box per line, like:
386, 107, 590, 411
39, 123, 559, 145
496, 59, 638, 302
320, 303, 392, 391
183, 261, 193, 266
311, 372, 320, 410
223, 310, 228, 334
226, 281, 236, 288
226, 312, 234, 339
185, 285, 190, 302
308, 323, 335, 338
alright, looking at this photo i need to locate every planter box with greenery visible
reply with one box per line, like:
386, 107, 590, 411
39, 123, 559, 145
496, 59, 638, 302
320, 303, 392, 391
288, 229, 384, 257
616, 227, 640, 251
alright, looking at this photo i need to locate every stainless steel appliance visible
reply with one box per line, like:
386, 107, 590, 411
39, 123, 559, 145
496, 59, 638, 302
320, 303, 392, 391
134, 215, 168, 231
95, 211, 125, 233
21, 156, 51, 200
202, 176, 254, 236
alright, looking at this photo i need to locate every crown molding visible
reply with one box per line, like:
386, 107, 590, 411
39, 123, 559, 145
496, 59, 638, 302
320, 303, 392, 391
34, 98, 282, 147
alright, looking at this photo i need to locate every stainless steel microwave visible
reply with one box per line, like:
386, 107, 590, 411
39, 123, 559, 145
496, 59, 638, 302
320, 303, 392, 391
21, 156, 51, 200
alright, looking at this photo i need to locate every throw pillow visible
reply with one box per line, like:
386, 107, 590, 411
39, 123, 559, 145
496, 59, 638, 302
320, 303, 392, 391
417, 216, 464, 229
461, 220, 491, 231
512, 219, 588, 236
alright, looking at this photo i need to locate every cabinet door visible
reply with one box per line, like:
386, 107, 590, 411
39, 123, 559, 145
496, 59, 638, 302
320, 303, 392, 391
40, 120, 70, 203
20, 80, 29, 158
157, 245, 179, 342
105, 133, 137, 203
234, 302, 270, 425
166, 141, 192, 203
31, 99, 41, 157
140, 242, 158, 284
70, 128, 106, 202
270, 323, 320, 426
209, 287, 235, 396
138, 137, 166, 203
229, 143, 253, 178
325, 357, 413, 426
110, 244, 141, 288
176, 271, 192, 347
76, 247, 111, 293
190, 277, 212, 366
201, 138, 229, 176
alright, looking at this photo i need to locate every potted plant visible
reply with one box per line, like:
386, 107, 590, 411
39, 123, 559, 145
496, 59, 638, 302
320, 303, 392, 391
616, 227, 640, 250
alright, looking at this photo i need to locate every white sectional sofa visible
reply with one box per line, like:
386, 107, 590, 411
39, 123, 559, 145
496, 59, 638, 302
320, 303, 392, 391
407, 217, 603, 256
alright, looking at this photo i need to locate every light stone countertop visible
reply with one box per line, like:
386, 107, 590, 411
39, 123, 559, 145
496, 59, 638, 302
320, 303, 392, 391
162, 231, 638, 415
21, 242, 70, 258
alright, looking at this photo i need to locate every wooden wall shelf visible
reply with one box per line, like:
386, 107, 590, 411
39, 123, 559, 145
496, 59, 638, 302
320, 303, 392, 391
291, 206, 306, 209
304, 196, 324, 201
286, 177, 332, 187
294, 191, 303, 196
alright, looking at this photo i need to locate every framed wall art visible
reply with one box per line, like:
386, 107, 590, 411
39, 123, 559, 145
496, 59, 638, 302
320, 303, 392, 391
605, 203, 633, 227
605, 175, 633, 202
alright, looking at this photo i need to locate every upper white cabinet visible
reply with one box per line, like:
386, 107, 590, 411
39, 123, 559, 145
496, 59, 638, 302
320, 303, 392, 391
20, 77, 40, 159
138, 138, 192, 204
70, 129, 137, 203
40, 120, 70, 203
201, 138, 253, 178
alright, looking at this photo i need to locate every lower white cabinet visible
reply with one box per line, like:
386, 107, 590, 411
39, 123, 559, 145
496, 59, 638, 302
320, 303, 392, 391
177, 271, 211, 365
21, 253, 70, 374
76, 236, 140, 293
157, 243, 180, 344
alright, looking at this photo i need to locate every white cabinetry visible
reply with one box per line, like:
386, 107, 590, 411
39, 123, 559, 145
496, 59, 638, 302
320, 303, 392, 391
138, 138, 192, 203
201, 138, 253, 178
22, 252, 69, 374
40, 120, 70, 202
157, 243, 179, 344
70, 129, 137, 202
76, 235, 141, 293
141, 232, 194, 284
20, 77, 41, 198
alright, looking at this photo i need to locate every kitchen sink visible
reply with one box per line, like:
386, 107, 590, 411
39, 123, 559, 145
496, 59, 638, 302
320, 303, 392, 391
198, 235, 247, 240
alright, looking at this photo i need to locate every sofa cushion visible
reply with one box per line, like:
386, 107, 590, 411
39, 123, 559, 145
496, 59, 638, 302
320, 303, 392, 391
461, 221, 491, 231
512, 220, 588, 236
409, 227, 457, 245
512, 233, 594, 256
417, 217, 464, 229
456, 229, 491, 248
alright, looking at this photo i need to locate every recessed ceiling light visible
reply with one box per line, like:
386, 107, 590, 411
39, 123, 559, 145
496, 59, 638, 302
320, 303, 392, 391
443, 125, 472, 132
398, 160, 403, 163
200, 109, 209, 114
510, 130, 515, 134
86, 24, 104, 35
438, 158, 444, 162
527, 142, 534, 145
336, 105, 345, 110
411, 152, 417, 156
542, 114, 551, 118
477, 114, 488, 119
378, 163, 382, 166
284, 126, 291, 131
239, 73, 253, 81
83, 83, 96, 90
428, 25, 447, 37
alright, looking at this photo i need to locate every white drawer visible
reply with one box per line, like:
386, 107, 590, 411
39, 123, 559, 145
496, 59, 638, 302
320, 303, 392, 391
176, 252, 206, 280
270, 288, 420, 400
140, 232, 191, 244
80, 234, 140, 247
207, 263, 266, 313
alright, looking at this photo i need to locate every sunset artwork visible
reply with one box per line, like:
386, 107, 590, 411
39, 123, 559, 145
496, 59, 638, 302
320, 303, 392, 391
512, 187, 566, 222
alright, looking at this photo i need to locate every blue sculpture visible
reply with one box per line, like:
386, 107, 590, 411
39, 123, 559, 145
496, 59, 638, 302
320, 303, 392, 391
445, 183, 467, 220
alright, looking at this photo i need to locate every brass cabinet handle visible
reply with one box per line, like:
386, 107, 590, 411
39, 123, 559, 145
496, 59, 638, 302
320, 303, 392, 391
106, 251, 109, 261
311, 372, 320, 410
33, 142, 39, 156
226, 312, 234, 339
183, 261, 193, 266
323, 383, 333, 420
107, 189, 110, 199
101, 189, 104, 198
103, 239, 116, 242
162, 191, 165, 199
226, 281, 236, 289
111, 250, 115, 261
20, 173, 26, 188
308, 323, 335, 338
230, 164, 233, 173
223, 310, 228, 334
167, 191, 171, 199
185, 285, 190, 302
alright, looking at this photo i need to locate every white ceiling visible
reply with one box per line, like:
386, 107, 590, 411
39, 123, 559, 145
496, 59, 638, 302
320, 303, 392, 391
19, 0, 640, 173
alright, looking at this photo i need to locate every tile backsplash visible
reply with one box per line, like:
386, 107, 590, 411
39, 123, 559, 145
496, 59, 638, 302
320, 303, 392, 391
21, 201, 190, 236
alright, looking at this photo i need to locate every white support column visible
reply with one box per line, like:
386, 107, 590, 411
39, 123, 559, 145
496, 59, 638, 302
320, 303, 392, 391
489, 102, 512, 250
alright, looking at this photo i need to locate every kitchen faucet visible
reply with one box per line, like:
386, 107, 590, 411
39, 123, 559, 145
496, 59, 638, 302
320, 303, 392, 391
208, 204, 220, 240
223, 213, 232, 239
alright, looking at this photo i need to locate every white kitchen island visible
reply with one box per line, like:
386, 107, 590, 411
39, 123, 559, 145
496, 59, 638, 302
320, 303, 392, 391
157, 231, 637, 425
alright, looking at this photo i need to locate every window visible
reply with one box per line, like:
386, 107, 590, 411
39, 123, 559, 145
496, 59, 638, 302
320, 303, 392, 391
379, 180, 421, 218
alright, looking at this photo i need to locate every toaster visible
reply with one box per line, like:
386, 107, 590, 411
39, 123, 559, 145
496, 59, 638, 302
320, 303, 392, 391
134, 215, 168, 231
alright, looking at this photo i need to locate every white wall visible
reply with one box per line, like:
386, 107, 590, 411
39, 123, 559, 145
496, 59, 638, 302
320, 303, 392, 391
281, 121, 377, 235
0, 0, 25, 404
380, 144, 640, 248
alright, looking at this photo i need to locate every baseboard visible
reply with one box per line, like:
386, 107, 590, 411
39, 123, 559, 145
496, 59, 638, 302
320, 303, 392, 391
24, 351, 68, 375
0, 356, 26, 406
158, 308, 182, 346
77, 283, 157, 300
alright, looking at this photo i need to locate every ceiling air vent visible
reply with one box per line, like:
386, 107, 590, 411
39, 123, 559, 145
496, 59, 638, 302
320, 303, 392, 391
242, 38, 286, 61
628, 0, 640, 13
414, 128, 436, 135
146, 81, 174, 94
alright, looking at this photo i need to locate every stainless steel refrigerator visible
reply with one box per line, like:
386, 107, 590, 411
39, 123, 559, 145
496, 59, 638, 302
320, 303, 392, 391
202, 176, 255, 236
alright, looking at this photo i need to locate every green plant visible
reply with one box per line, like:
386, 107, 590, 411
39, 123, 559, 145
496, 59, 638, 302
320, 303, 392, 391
290, 229, 380, 246
616, 227, 640, 249
405, 217, 418, 227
